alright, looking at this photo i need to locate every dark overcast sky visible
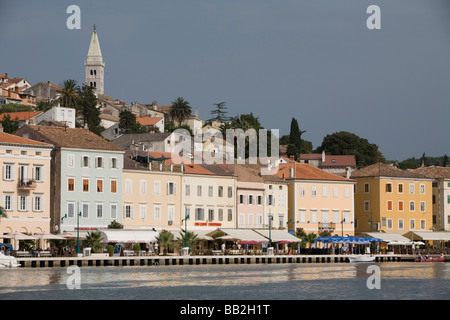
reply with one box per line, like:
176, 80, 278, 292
1, 0, 449, 161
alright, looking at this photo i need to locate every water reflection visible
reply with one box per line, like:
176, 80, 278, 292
0, 262, 449, 295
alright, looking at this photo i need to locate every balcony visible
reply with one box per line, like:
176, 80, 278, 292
18, 179, 37, 191
318, 222, 336, 232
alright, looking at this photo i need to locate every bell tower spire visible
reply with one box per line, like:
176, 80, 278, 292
85, 25, 105, 95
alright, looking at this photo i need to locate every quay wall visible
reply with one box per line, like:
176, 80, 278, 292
14, 254, 429, 268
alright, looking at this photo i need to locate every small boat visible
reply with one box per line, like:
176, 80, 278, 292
347, 255, 376, 263
414, 256, 445, 263
0, 252, 21, 268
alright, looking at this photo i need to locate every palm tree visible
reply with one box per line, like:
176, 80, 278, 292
155, 230, 174, 255
169, 97, 192, 126
58, 79, 79, 108
84, 231, 103, 253
304, 233, 317, 249
176, 230, 199, 250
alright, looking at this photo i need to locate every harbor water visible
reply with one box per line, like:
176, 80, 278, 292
0, 262, 448, 300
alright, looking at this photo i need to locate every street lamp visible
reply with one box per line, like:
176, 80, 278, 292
182, 209, 190, 250
61, 203, 82, 254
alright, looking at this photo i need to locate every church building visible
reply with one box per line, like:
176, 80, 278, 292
85, 25, 105, 95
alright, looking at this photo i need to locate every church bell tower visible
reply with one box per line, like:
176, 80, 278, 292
85, 25, 105, 95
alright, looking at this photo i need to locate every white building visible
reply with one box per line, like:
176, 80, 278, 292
35, 106, 76, 128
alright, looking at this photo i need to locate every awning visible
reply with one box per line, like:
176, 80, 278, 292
254, 230, 301, 243
208, 229, 268, 244
99, 229, 158, 243
363, 232, 410, 243
403, 231, 450, 241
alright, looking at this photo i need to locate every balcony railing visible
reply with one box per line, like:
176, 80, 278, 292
18, 179, 37, 191
318, 222, 336, 231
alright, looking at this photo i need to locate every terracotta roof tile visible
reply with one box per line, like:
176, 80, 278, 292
351, 162, 425, 179
0, 131, 51, 146
0, 111, 42, 121
15, 125, 124, 152
136, 116, 164, 126
409, 166, 450, 179
276, 162, 353, 181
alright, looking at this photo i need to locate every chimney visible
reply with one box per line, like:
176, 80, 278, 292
195, 108, 198, 118
8, 88, 11, 97
322, 150, 326, 163
289, 167, 294, 178
346, 167, 351, 179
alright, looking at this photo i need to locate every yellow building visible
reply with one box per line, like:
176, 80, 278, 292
352, 163, 433, 235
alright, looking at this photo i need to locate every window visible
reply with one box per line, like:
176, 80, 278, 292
68, 178, 75, 192
82, 203, 89, 218
364, 183, 370, 193
195, 208, 204, 220
154, 181, 161, 195
333, 211, 339, 224
83, 179, 89, 192
311, 186, 317, 197
218, 209, 223, 221
167, 182, 176, 195
410, 201, 415, 212
185, 184, 190, 196
387, 219, 393, 229
267, 194, 274, 206
311, 210, 317, 223
96, 157, 104, 168
344, 187, 350, 198
140, 204, 146, 219
67, 154, 75, 168
333, 187, 338, 198
96, 203, 103, 218
168, 206, 175, 222
110, 179, 117, 193
18, 196, 28, 211
34, 166, 43, 181
33, 196, 43, 211
218, 186, 223, 197
82, 156, 90, 168
257, 214, 263, 227
257, 195, 263, 205
248, 214, 254, 226
228, 209, 233, 221
97, 179, 103, 193
67, 202, 75, 218
420, 219, 426, 230
398, 219, 404, 230
110, 204, 117, 219
140, 180, 147, 194
197, 185, 202, 197
299, 186, 305, 197
386, 183, 392, 193
227, 186, 233, 198
322, 186, 328, 198
398, 201, 404, 211
248, 195, 253, 205
387, 201, 393, 211
154, 206, 161, 220
124, 204, 133, 219
300, 211, 306, 223
364, 201, 370, 212
208, 186, 213, 197
3, 164, 13, 180
420, 201, 426, 212
410, 219, 415, 230
208, 209, 214, 221
279, 194, 285, 206
239, 194, 245, 204
238, 214, 245, 226
125, 179, 132, 194
3, 194, 13, 211
409, 183, 415, 194
398, 183, 403, 194
110, 157, 118, 169
420, 184, 425, 194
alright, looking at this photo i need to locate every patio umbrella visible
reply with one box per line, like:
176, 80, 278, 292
34, 232, 66, 249
2, 232, 38, 240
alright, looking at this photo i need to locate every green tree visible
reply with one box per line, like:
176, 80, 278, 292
0, 114, 20, 133
119, 109, 148, 134
107, 220, 123, 229
155, 230, 174, 255
77, 84, 103, 135
176, 230, 199, 250
208, 101, 231, 124
169, 97, 192, 126
35, 100, 55, 112
0, 103, 33, 114
443, 154, 448, 167
58, 79, 79, 109
84, 231, 103, 253
315, 131, 385, 168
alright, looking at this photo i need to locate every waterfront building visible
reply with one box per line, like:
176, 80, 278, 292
410, 166, 450, 231
276, 161, 356, 236
14, 125, 124, 232
351, 163, 433, 235
0, 130, 53, 235
122, 151, 183, 231
180, 162, 237, 231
